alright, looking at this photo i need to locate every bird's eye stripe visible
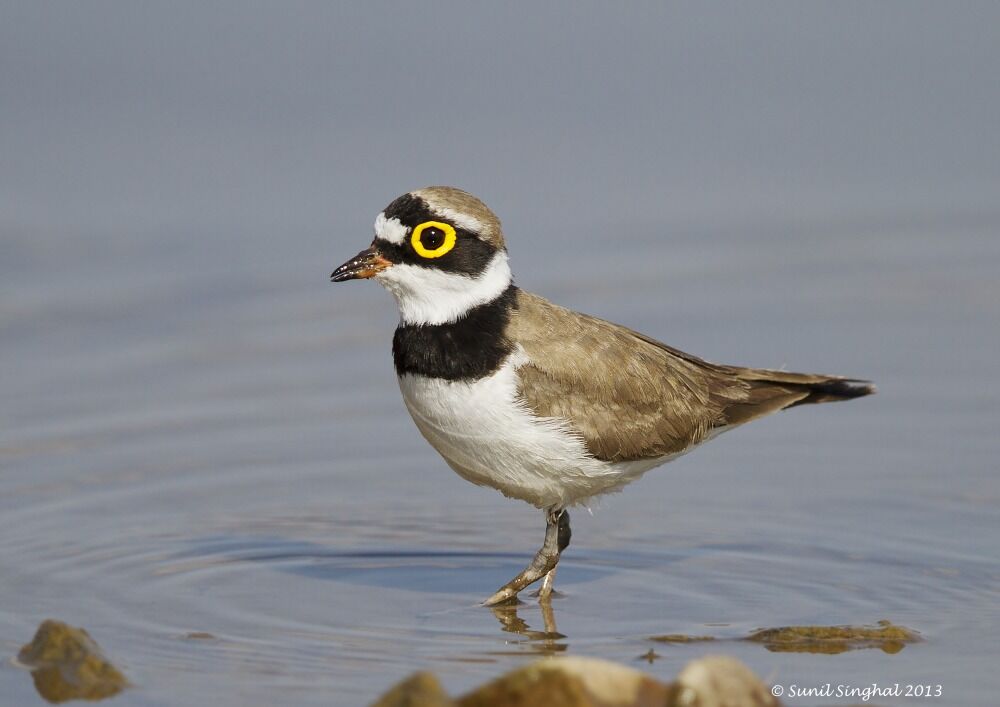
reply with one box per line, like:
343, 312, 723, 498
411, 221, 457, 258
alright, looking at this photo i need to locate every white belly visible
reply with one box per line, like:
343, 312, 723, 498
397, 351, 666, 508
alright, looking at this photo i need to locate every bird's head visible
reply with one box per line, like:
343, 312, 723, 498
331, 187, 512, 326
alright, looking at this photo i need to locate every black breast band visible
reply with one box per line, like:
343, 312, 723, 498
392, 285, 519, 381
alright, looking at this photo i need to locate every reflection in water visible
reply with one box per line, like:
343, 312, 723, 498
489, 597, 567, 655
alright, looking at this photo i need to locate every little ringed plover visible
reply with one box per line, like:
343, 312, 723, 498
331, 186, 875, 606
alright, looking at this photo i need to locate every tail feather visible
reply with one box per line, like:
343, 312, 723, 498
783, 376, 876, 407
718, 368, 875, 426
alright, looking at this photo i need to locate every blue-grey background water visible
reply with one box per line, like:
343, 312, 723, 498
1, 3, 998, 705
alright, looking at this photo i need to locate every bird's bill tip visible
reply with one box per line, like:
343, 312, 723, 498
330, 246, 391, 282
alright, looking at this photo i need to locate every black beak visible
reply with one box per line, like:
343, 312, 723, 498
330, 246, 391, 282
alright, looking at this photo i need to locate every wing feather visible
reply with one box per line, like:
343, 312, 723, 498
508, 292, 748, 462
508, 291, 872, 463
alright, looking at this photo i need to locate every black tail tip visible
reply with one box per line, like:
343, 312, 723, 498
815, 378, 877, 400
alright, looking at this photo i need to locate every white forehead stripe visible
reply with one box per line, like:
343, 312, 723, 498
431, 206, 484, 234
374, 212, 408, 245
374, 252, 513, 326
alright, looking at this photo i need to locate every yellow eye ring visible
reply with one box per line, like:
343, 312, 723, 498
411, 221, 457, 258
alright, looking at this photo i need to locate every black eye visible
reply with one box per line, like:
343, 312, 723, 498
421, 227, 444, 250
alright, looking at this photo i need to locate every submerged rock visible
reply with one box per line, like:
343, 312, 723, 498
746, 619, 920, 654
650, 634, 716, 644
17, 619, 128, 703
370, 655, 780, 707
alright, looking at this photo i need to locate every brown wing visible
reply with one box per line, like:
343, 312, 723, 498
507, 291, 874, 463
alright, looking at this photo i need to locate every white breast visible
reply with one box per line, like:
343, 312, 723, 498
397, 349, 666, 509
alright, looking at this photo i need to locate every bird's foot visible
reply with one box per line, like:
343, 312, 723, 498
483, 509, 570, 606
535, 566, 557, 599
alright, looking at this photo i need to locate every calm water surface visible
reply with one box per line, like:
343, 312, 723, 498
1, 207, 998, 705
